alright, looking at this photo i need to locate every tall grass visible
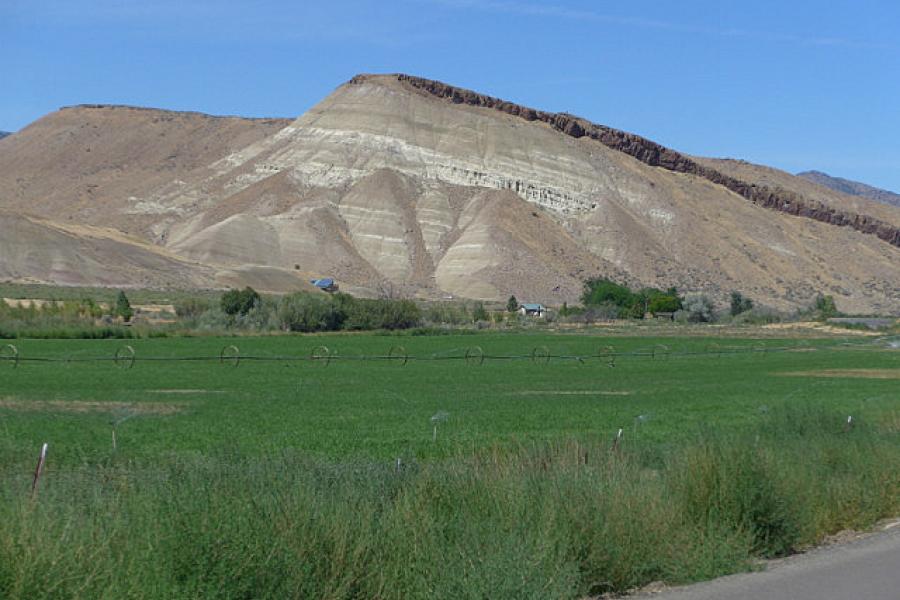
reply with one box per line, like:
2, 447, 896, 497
1, 406, 898, 599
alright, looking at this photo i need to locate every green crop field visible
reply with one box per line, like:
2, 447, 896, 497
1, 331, 899, 599
0, 332, 897, 465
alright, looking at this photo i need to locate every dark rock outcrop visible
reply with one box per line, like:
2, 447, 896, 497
349, 74, 900, 249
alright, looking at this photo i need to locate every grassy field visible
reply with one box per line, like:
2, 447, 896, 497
1, 331, 899, 598
0, 331, 896, 464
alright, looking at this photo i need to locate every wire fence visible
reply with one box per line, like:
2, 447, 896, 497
0, 336, 895, 370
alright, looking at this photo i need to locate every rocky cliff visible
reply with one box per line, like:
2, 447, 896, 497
355, 74, 900, 249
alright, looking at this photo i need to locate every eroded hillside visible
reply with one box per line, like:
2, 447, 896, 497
0, 75, 898, 312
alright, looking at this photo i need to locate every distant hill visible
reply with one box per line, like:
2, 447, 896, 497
0, 132, 10, 140
797, 170, 900, 208
1, 76, 900, 313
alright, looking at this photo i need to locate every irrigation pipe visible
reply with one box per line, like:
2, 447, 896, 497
0, 337, 887, 368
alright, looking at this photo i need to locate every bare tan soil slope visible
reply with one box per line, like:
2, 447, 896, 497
0, 76, 898, 312
0, 105, 290, 233
0, 212, 213, 288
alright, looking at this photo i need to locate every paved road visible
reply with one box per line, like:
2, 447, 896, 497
636, 523, 900, 600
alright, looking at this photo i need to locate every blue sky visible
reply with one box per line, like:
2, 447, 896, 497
4, 0, 899, 191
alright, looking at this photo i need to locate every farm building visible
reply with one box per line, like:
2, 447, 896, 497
310, 278, 339, 293
519, 303, 547, 317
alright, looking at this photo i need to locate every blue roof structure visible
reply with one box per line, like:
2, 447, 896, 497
311, 278, 335, 289
521, 303, 545, 310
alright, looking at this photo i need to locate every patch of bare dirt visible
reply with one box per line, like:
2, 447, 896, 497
763, 322, 880, 336
145, 389, 224, 394
512, 390, 632, 396
0, 398, 183, 414
778, 369, 900, 380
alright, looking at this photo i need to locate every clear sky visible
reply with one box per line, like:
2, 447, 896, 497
4, 0, 899, 191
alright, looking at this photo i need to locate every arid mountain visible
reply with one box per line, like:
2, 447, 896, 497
0, 105, 291, 234
797, 170, 900, 208
0, 75, 899, 313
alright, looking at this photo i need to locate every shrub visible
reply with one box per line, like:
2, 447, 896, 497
682, 293, 714, 323
341, 296, 420, 330
581, 302, 620, 322
732, 307, 783, 325
472, 302, 489, 323
376, 299, 421, 330
813, 294, 839, 320
175, 297, 211, 318
277, 293, 344, 332
729, 291, 754, 316
235, 298, 279, 330
506, 296, 519, 313
423, 303, 469, 326
195, 308, 233, 331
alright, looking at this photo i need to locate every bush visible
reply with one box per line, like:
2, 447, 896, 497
340, 296, 421, 331
175, 297, 211, 318
813, 294, 839, 320
423, 303, 470, 326
580, 302, 620, 323
682, 293, 714, 323
506, 296, 519, 313
731, 307, 783, 325
235, 298, 279, 331
472, 302, 489, 323
730, 291, 754, 316
194, 308, 233, 332
277, 293, 344, 332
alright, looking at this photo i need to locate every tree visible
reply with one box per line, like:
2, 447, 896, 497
814, 294, 838, 319
582, 278, 634, 308
472, 302, 489, 322
648, 294, 682, 314
730, 291, 754, 316
506, 295, 519, 313
114, 291, 133, 322
221, 287, 260, 316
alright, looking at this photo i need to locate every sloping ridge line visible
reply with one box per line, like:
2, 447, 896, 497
349, 74, 900, 249
58, 104, 293, 125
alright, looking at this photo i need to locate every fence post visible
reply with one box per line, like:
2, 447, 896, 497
31, 442, 48, 498
611, 428, 623, 453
